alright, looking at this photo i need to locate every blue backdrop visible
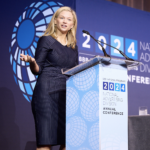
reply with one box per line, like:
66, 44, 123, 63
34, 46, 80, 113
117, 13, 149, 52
76, 0, 150, 116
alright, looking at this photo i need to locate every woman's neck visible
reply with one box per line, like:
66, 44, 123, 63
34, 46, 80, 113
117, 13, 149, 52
55, 30, 67, 46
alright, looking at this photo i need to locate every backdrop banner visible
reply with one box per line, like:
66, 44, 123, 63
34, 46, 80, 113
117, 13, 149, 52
76, 0, 150, 116
0, 0, 75, 150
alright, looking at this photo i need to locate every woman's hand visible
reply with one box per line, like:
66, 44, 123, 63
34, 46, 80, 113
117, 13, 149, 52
20, 54, 39, 73
20, 54, 35, 63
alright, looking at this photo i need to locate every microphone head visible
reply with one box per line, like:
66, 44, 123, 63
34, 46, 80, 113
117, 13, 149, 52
82, 30, 90, 35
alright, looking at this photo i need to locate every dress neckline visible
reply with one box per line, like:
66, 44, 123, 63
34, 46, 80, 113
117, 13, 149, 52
51, 35, 67, 47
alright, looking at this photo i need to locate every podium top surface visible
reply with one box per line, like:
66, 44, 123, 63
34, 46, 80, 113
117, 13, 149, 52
62, 55, 141, 76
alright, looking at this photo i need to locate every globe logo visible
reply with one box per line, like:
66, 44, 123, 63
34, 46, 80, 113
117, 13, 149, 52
101, 135, 127, 150
73, 67, 96, 91
66, 87, 80, 117
9, 1, 63, 102
89, 122, 99, 150
66, 116, 87, 147
80, 91, 99, 122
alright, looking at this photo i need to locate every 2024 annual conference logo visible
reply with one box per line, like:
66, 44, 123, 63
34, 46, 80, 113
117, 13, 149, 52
9, 1, 63, 102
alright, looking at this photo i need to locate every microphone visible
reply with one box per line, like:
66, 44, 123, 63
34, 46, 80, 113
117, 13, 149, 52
82, 30, 90, 35
82, 30, 110, 57
98, 39, 135, 61
82, 30, 134, 61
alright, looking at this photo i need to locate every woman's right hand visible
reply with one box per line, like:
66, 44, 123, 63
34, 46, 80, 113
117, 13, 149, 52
20, 54, 35, 63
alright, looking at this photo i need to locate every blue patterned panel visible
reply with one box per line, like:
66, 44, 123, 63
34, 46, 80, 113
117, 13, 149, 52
66, 64, 99, 150
9, 1, 64, 102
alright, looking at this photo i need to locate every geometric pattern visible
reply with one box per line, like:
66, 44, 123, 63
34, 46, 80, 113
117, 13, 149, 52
80, 91, 99, 122
89, 122, 99, 150
9, 1, 63, 102
66, 65, 99, 150
66, 116, 87, 147
66, 87, 80, 117
73, 67, 96, 91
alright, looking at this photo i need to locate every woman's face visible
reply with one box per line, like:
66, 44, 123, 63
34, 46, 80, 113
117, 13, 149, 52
55, 10, 74, 34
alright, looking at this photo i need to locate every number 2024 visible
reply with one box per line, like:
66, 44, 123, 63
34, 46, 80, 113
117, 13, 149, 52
79, 31, 138, 60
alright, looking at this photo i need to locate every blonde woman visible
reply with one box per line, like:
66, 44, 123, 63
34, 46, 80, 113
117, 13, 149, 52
20, 6, 78, 150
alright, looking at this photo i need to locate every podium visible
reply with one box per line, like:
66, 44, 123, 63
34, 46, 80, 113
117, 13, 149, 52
63, 56, 140, 150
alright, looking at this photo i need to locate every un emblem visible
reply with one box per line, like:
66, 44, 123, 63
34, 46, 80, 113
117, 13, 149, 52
9, 1, 63, 102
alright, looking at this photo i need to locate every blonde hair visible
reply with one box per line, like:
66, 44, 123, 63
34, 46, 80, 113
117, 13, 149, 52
43, 6, 77, 49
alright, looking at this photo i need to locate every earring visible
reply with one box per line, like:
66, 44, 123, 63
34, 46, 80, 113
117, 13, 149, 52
69, 28, 72, 32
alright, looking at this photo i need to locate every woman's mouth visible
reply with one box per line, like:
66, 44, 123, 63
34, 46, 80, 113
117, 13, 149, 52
61, 24, 67, 28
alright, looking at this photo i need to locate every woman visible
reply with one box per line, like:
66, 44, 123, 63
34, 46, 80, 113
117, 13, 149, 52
20, 6, 78, 150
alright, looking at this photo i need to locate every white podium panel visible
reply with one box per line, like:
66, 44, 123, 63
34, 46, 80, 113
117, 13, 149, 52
66, 63, 128, 150
99, 64, 128, 150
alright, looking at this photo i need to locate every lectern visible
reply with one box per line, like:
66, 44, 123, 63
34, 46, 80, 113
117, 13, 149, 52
63, 56, 140, 150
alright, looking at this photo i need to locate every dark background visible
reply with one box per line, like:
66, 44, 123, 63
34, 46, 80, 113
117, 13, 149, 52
108, 0, 150, 12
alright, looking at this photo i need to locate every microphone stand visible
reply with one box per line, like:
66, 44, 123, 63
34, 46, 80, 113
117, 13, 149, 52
82, 30, 134, 61
90, 34, 110, 58
82, 30, 110, 57
98, 40, 134, 61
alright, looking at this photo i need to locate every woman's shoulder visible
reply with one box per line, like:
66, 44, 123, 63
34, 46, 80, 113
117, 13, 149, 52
39, 35, 56, 43
73, 45, 78, 52
75, 45, 78, 49
37, 35, 56, 48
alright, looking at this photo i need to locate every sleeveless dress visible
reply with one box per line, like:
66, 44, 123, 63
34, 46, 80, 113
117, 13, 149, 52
31, 35, 78, 146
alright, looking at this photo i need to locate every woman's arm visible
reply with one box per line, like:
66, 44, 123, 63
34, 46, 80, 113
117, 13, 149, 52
20, 36, 54, 75
20, 54, 39, 73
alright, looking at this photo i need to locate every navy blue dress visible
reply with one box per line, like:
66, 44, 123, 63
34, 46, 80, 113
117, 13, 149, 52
31, 35, 78, 146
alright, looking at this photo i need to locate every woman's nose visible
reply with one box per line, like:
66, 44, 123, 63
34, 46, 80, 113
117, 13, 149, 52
63, 18, 67, 23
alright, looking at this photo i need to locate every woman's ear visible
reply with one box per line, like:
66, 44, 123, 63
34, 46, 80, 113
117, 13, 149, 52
71, 25, 74, 30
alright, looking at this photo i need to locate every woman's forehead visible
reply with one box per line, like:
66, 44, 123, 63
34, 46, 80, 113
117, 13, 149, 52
58, 10, 73, 18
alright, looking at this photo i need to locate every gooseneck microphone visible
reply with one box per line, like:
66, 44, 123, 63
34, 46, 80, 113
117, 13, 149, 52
82, 30, 110, 57
82, 30, 90, 35
82, 30, 134, 61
